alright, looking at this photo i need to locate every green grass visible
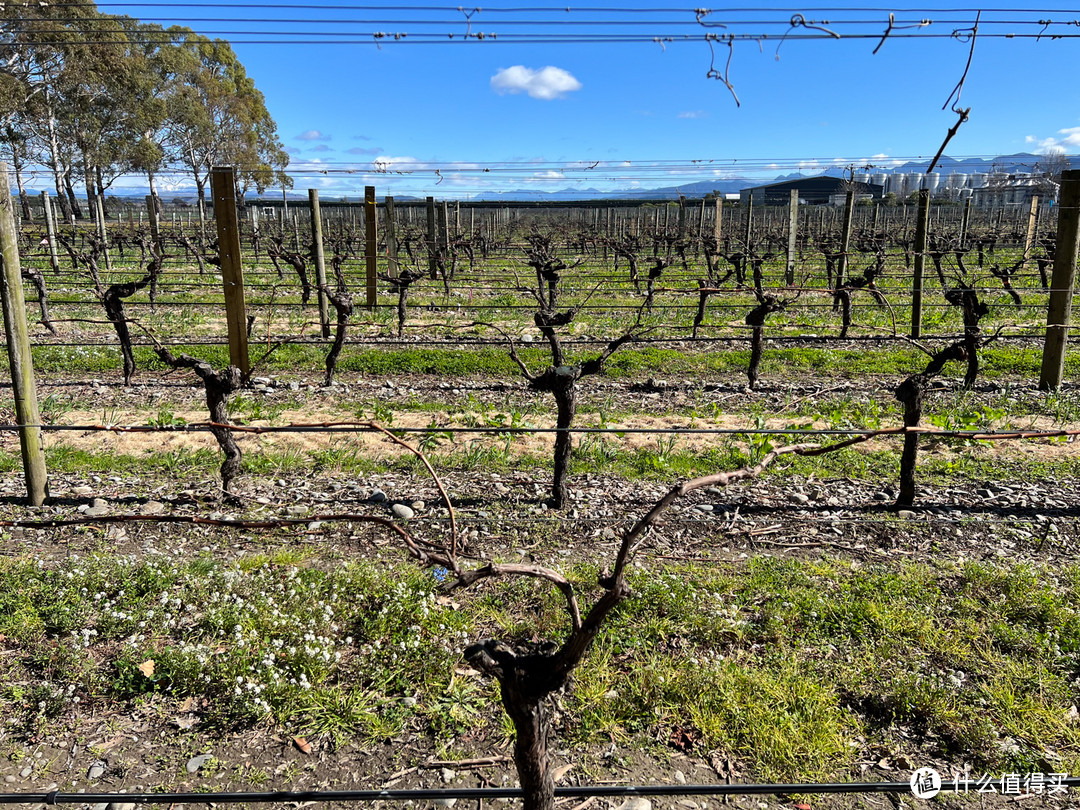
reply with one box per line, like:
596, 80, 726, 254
30, 339, 1080, 383
0, 553, 1075, 780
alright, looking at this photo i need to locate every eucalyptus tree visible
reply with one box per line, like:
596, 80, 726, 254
162, 28, 290, 222
0, 74, 37, 220
0, 0, 104, 220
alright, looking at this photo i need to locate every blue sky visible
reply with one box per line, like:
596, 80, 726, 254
100, 3, 1080, 197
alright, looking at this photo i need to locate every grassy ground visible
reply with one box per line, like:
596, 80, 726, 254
5, 224, 1077, 803
2, 552, 1077, 782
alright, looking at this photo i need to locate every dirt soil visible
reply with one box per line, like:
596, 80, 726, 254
2, 369, 1079, 810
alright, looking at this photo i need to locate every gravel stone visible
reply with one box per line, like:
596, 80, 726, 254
186, 754, 213, 774
392, 503, 415, 520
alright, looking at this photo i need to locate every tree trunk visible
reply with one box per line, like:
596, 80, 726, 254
21, 268, 56, 334
895, 344, 966, 507
196, 176, 207, 239
747, 325, 764, 390
9, 143, 32, 222
503, 689, 555, 810
396, 284, 409, 337
155, 348, 242, 497
324, 289, 354, 386
838, 289, 852, 339
896, 378, 922, 507
63, 168, 82, 221
45, 115, 72, 224
550, 373, 577, 509
692, 283, 709, 339
84, 165, 98, 224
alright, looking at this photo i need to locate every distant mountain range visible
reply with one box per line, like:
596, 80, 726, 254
93, 153, 1079, 204
448, 153, 1080, 202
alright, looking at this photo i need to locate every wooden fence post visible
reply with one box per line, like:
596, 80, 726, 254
959, 197, 972, 249
209, 166, 250, 378
836, 190, 855, 298
1022, 195, 1040, 272
365, 186, 377, 311
250, 205, 261, 261
308, 189, 331, 339
426, 197, 438, 280
786, 189, 799, 285
713, 197, 723, 242
40, 191, 59, 273
742, 193, 753, 249
1039, 171, 1080, 390
0, 163, 48, 505
385, 196, 399, 279
911, 189, 931, 339
95, 193, 112, 271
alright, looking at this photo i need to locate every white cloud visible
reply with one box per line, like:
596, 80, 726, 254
1026, 127, 1080, 153
678, 111, 706, 119
296, 130, 331, 141
490, 66, 582, 100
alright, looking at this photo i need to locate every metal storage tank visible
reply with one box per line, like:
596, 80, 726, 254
855, 172, 871, 184
924, 173, 941, 193
871, 172, 889, 189
969, 172, 988, 188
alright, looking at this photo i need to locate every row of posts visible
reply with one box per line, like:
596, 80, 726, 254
1, 164, 1080, 505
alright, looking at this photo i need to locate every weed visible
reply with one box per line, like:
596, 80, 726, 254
148, 409, 187, 428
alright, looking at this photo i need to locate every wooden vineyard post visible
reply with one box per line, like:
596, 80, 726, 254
743, 193, 753, 249
95, 193, 112, 271
40, 192, 59, 273
365, 186, 377, 311
1039, 171, 1080, 390
250, 206, 261, 261
786, 189, 799, 285
385, 196, 399, 278
426, 197, 438, 280
441, 201, 450, 254
911, 189, 931, 339
209, 167, 250, 379
308, 189, 331, 338
1022, 195, 1040, 272
714, 197, 723, 242
959, 197, 972, 249
836, 190, 855, 296
0, 163, 48, 505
